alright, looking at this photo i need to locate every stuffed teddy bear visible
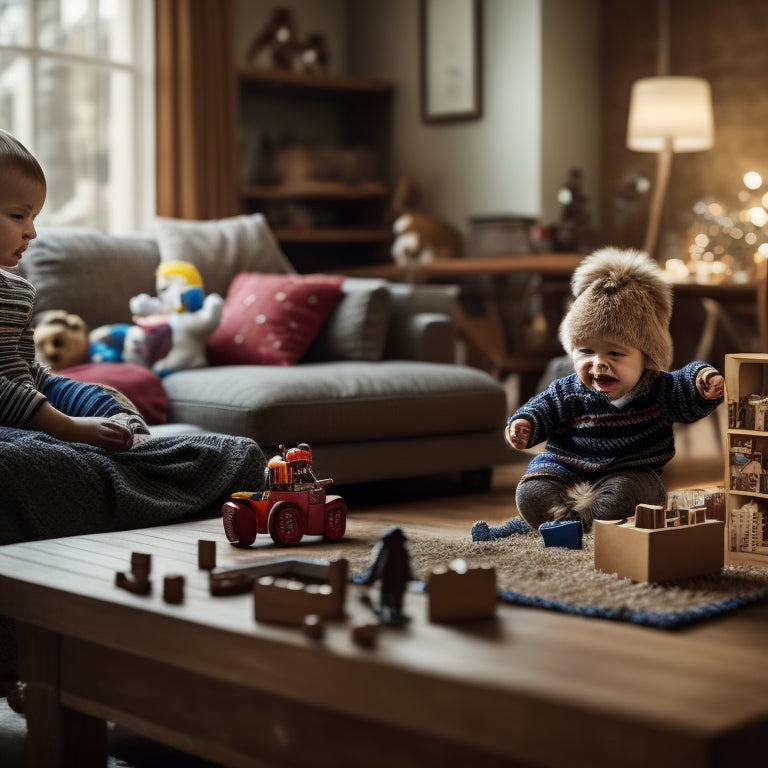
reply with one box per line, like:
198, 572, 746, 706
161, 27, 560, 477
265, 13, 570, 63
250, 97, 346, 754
34, 310, 90, 371
129, 260, 223, 376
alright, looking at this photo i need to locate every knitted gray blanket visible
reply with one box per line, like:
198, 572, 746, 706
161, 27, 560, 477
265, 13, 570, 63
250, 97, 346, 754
0, 428, 267, 546
0, 428, 267, 678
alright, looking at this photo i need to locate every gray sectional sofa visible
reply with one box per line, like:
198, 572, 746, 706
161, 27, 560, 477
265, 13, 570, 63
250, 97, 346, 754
17, 214, 511, 486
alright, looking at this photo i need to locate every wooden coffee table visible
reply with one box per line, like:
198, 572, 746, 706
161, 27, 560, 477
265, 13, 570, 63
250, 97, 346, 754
0, 516, 766, 767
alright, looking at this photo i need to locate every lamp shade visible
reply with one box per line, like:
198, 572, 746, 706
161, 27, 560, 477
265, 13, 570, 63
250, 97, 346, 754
627, 76, 714, 153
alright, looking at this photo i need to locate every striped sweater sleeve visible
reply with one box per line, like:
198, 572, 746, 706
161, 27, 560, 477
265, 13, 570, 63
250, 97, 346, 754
0, 269, 48, 426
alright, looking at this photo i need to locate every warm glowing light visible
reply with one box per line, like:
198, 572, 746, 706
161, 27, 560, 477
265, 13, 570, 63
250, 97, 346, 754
748, 207, 768, 227
707, 202, 723, 216
694, 233, 709, 247
744, 171, 763, 190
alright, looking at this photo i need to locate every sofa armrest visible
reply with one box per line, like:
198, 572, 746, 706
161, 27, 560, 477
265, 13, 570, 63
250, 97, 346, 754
384, 284, 459, 362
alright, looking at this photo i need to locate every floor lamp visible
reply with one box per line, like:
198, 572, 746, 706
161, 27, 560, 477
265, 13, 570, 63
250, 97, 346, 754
626, 76, 714, 259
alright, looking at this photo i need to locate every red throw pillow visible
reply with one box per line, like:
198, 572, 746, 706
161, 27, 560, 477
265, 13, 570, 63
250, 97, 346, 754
206, 273, 345, 366
57, 362, 169, 425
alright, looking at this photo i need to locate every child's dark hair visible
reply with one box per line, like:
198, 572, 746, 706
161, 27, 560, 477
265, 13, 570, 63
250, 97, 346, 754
0, 129, 46, 189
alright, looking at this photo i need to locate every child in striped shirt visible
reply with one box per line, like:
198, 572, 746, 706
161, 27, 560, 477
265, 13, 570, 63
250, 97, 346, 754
0, 129, 149, 449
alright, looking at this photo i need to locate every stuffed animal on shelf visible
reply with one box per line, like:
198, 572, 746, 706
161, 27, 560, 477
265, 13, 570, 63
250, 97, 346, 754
390, 175, 463, 267
34, 310, 90, 371
129, 260, 223, 376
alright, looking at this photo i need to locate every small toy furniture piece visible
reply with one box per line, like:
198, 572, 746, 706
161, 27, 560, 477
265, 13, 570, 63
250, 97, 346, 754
427, 559, 497, 622
539, 519, 583, 549
222, 443, 347, 546
594, 512, 725, 583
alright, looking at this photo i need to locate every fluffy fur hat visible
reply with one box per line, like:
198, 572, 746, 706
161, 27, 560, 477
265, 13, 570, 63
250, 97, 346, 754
558, 247, 673, 371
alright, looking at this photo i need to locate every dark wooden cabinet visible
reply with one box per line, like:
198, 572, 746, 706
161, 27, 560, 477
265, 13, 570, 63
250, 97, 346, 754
237, 66, 394, 272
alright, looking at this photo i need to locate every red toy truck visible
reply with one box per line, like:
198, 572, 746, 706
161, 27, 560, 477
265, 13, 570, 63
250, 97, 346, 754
222, 443, 347, 546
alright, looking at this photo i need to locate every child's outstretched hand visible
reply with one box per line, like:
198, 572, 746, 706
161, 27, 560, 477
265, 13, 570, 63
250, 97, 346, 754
696, 367, 725, 401
505, 418, 532, 450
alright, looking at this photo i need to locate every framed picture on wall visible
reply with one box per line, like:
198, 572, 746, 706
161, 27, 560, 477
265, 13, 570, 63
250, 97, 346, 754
420, 0, 483, 123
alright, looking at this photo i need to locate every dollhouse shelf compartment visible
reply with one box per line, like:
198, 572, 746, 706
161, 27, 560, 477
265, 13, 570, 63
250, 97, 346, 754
724, 353, 768, 566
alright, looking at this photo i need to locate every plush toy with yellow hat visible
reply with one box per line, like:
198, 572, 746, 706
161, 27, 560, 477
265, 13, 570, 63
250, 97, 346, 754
128, 260, 223, 376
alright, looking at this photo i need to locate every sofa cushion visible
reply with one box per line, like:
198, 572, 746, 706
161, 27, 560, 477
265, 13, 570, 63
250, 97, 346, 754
161, 361, 506, 447
21, 228, 160, 329
302, 278, 392, 363
57, 362, 169, 424
154, 213, 294, 298
206, 273, 345, 366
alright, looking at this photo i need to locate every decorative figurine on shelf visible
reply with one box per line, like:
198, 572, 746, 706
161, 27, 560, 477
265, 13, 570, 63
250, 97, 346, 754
246, 5, 299, 69
128, 260, 223, 376
360, 526, 413, 627
554, 167, 594, 253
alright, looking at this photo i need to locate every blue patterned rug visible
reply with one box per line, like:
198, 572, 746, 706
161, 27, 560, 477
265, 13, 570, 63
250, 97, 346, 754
351, 527, 768, 629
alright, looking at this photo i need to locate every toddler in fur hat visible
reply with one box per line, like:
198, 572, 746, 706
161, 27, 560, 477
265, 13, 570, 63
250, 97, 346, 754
472, 247, 724, 540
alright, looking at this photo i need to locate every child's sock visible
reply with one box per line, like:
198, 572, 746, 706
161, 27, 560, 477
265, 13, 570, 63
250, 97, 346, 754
471, 517, 530, 541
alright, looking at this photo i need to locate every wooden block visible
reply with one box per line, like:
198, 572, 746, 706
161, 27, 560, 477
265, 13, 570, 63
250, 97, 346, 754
634, 504, 665, 529
302, 614, 325, 640
130, 551, 151, 579
688, 507, 707, 525
115, 571, 151, 595
197, 540, 217, 570
540, 519, 582, 549
351, 622, 379, 647
428, 559, 496, 622
209, 572, 254, 596
594, 519, 725, 582
163, 575, 185, 604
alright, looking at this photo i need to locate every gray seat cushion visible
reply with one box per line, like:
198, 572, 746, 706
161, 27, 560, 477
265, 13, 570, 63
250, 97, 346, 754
162, 361, 506, 446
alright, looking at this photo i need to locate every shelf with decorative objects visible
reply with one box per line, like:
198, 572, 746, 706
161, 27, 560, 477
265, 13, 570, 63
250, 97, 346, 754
237, 66, 394, 270
724, 353, 768, 566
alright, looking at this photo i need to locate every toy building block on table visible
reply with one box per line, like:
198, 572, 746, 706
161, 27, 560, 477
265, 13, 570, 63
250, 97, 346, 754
427, 559, 497, 622
253, 558, 349, 626
539, 519, 583, 549
594, 503, 725, 583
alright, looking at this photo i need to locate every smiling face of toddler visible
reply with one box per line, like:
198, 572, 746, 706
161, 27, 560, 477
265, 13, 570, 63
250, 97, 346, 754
571, 337, 646, 400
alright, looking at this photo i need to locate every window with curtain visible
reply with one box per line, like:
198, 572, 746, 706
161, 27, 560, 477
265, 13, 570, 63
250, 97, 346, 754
0, 0, 154, 233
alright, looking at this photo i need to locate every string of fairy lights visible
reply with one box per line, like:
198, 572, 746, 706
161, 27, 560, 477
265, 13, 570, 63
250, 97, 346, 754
666, 172, 768, 283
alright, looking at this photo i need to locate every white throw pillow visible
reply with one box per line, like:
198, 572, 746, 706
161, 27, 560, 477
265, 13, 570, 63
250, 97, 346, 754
154, 213, 295, 298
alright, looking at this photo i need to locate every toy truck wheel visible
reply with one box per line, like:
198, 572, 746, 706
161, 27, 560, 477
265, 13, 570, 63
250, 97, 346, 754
222, 500, 258, 547
323, 497, 347, 540
267, 501, 304, 545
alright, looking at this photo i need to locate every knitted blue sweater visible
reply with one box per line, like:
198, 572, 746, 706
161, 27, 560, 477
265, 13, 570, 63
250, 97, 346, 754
510, 363, 722, 483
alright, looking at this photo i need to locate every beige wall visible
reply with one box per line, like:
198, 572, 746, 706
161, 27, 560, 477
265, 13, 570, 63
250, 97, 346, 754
601, 0, 768, 266
235, 0, 601, 248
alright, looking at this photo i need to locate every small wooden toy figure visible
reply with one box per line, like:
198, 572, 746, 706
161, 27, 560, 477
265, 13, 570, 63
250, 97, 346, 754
361, 526, 413, 626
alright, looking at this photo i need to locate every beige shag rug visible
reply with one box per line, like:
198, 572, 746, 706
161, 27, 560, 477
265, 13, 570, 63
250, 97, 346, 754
295, 520, 768, 628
